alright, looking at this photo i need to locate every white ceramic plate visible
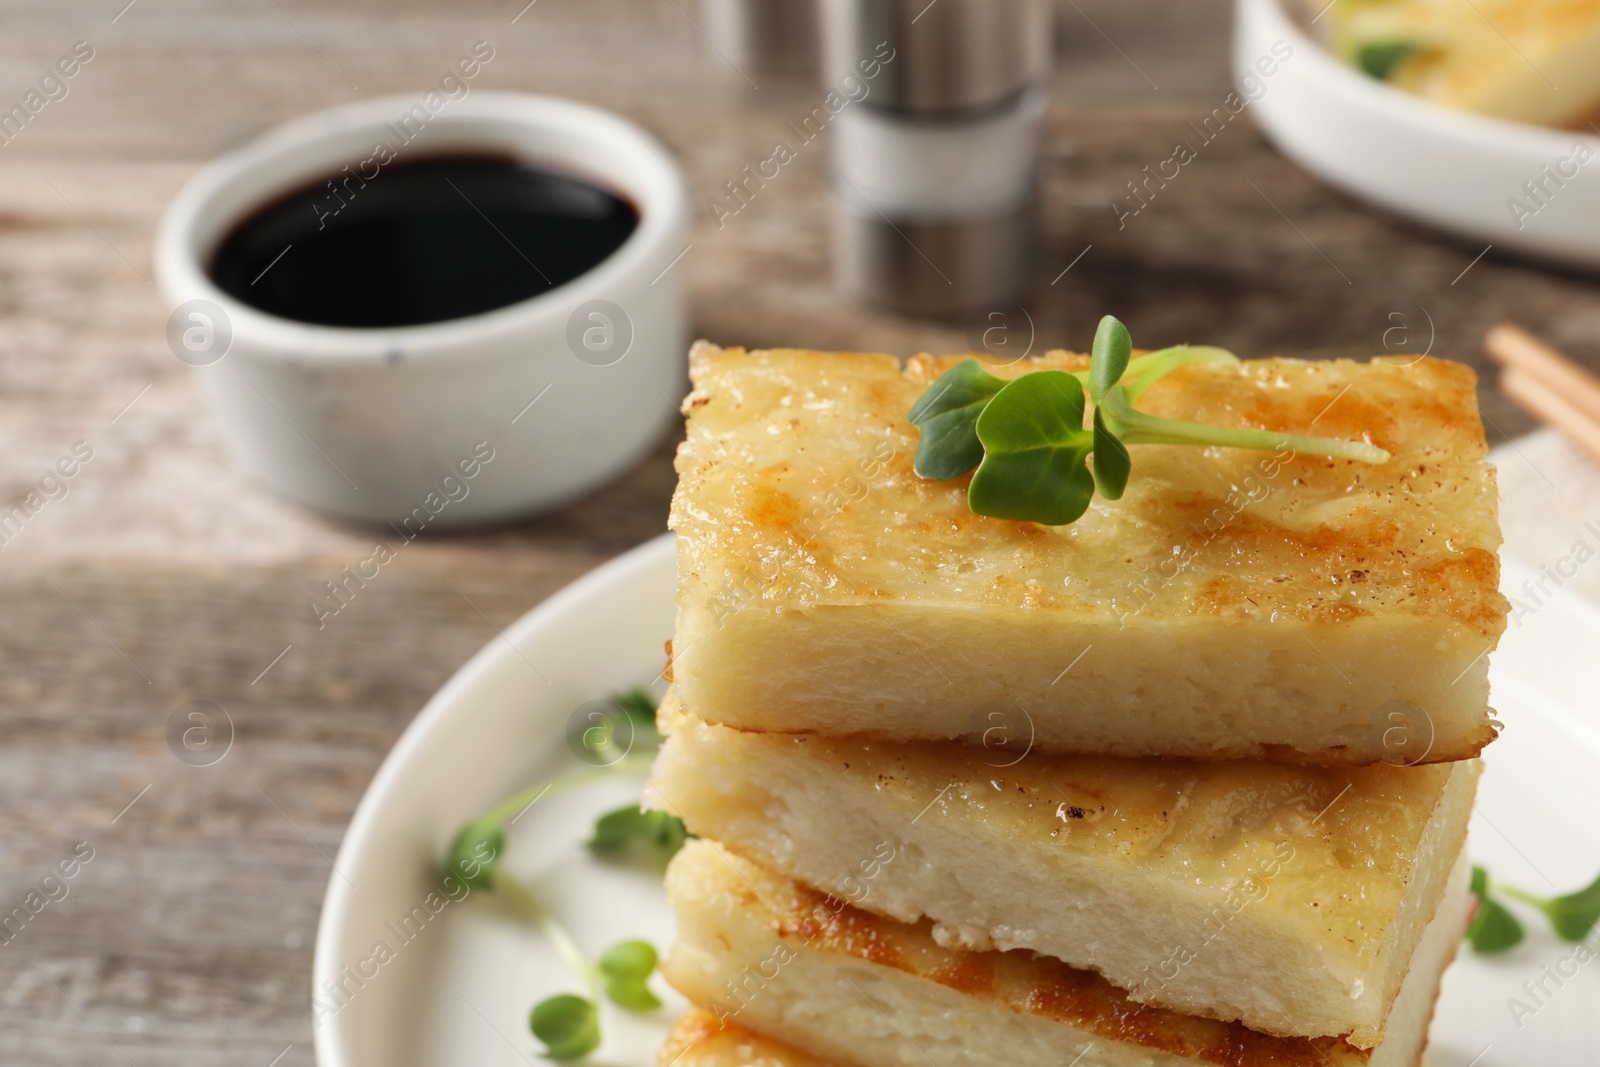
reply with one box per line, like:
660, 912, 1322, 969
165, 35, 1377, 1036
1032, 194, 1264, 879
1235, 0, 1600, 270
314, 532, 1600, 1067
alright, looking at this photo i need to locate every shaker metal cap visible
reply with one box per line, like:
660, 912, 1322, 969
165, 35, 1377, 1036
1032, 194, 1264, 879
822, 0, 1052, 114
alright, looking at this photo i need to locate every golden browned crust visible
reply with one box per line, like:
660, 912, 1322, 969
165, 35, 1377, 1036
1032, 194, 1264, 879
711, 866, 1370, 1067
695, 716, 1496, 766
656, 695, 1480, 980
671, 344, 1508, 639
659, 1008, 726, 1061
659, 1009, 837, 1067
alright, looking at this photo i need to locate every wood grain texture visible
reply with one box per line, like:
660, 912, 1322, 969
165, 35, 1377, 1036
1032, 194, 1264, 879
2, 1, 1599, 1064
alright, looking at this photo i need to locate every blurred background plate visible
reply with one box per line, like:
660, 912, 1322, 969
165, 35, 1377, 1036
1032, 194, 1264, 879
313, 530, 1600, 1067
1237, 0, 1600, 270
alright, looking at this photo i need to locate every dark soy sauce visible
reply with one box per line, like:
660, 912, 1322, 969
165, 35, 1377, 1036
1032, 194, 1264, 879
209, 154, 638, 328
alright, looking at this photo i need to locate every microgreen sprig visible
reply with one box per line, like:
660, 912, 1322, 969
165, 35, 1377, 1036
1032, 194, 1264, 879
1503, 872, 1600, 940
446, 761, 654, 891
522, 939, 665, 1057
908, 314, 1391, 526
530, 995, 602, 1060
597, 940, 664, 1011
1467, 864, 1600, 953
589, 803, 691, 854
441, 686, 688, 1060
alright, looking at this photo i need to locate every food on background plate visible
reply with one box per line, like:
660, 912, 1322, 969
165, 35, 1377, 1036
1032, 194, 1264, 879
648, 693, 1480, 1043
1320, 0, 1600, 129
658, 841, 1474, 1067
668, 335, 1506, 764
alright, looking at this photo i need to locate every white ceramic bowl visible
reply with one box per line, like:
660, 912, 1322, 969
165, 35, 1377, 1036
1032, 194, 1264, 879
156, 93, 688, 526
1236, 0, 1600, 269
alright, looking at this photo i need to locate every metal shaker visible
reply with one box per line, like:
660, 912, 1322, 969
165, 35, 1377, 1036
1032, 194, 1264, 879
702, 0, 821, 76
822, 0, 1052, 317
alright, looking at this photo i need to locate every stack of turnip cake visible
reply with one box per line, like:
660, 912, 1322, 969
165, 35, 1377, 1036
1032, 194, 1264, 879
646, 342, 1507, 1067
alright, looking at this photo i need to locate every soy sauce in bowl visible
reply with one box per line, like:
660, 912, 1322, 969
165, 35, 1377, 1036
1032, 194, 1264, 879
209, 154, 638, 328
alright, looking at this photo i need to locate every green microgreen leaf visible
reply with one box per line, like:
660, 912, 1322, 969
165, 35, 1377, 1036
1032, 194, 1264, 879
1466, 865, 1525, 954
968, 371, 1096, 526
530, 994, 601, 1060
1358, 40, 1418, 80
1088, 315, 1132, 405
1118, 344, 1239, 402
597, 939, 662, 1012
614, 687, 660, 732
1092, 407, 1132, 500
573, 711, 630, 765
1537, 872, 1600, 940
588, 803, 689, 855
447, 817, 504, 891
907, 358, 1008, 480
1499, 870, 1600, 942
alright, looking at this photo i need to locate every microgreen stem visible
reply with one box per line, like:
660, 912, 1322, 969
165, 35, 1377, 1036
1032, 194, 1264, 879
500, 871, 601, 999
478, 756, 654, 828
1493, 882, 1549, 909
1101, 388, 1391, 464
1119, 345, 1239, 402
1062, 345, 1237, 400
1074, 340, 1389, 464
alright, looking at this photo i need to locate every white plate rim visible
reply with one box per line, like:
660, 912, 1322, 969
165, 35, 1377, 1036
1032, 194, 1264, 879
312, 532, 679, 1067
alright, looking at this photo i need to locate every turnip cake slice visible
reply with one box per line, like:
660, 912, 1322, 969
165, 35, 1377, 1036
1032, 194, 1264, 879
668, 343, 1507, 763
649, 693, 1479, 1044
659, 841, 1471, 1066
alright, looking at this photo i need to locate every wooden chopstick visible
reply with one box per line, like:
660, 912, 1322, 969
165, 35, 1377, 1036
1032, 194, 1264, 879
1485, 322, 1600, 464
1499, 367, 1600, 464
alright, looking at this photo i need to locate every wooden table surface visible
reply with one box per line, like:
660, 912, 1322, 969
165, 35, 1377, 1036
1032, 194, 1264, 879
5, 1, 1600, 1064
